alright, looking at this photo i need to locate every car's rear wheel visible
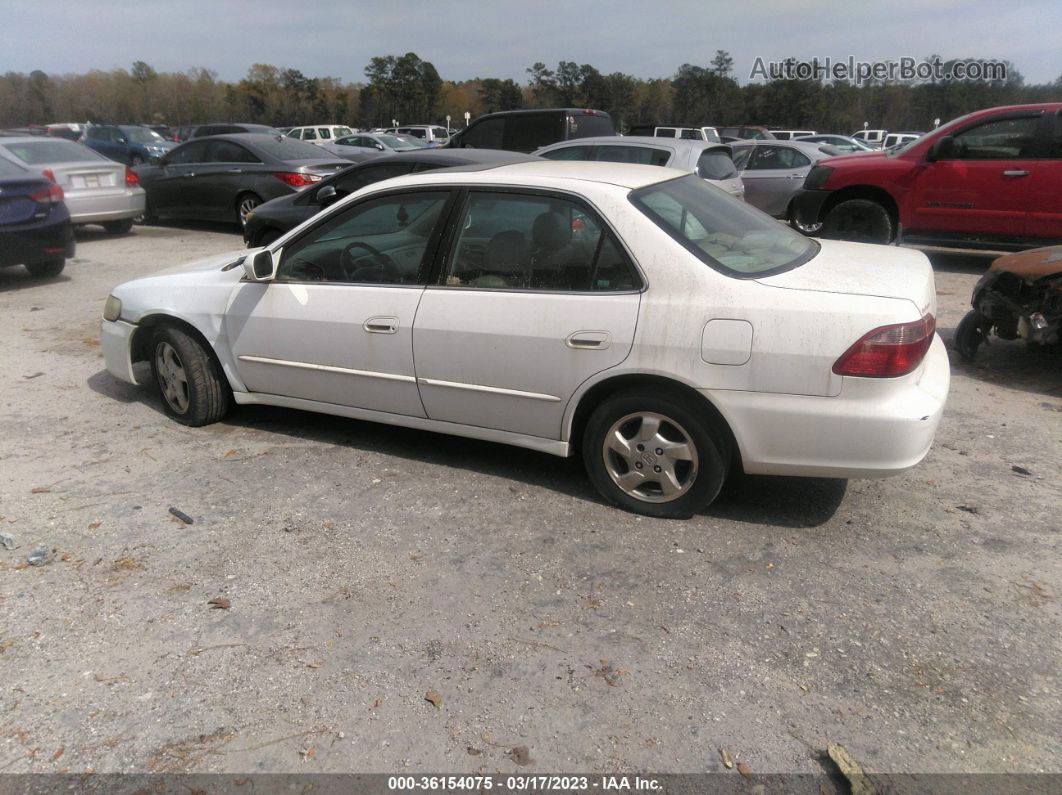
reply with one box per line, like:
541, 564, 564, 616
954, 309, 987, 362
103, 218, 134, 235
235, 193, 262, 229
583, 391, 727, 519
149, 326, 231, 426
821, 198, 894, 244
24, 259, 65, 278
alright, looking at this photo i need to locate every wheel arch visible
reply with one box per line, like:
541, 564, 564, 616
565, 372, 742, 472
821, 185, 900, 230
130, 313, 245, 392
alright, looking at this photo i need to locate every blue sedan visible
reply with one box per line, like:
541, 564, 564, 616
0, 156, 74, 278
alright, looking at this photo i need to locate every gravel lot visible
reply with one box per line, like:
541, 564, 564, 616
1, 222, 1059, 780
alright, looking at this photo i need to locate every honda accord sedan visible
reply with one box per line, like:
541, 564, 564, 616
134, 134, 349, 229
101, 161, 948, 518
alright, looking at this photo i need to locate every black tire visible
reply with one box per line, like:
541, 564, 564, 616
255, 228, 281, 247
821, 198, 894, 244
103, 218, 134, 234
582, 390, 727, 519
235, 193, 262, 229
149, 325, 231, 426
24, 259, 65, 278
954, 310, 986, 362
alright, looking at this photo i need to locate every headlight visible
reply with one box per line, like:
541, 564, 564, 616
804, 165, 834, 190
103, 294, 122, 322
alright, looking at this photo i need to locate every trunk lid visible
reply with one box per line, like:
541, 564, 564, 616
49, 160, 126, 195
755, 239, 936, 317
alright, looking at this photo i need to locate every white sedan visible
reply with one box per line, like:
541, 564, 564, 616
101, 161, 949, 518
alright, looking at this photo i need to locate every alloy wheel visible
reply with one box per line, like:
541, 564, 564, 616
155, 341, 189, 414
601, 411, 699, 503
238, 196, 260, 228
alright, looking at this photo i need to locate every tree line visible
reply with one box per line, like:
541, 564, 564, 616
2, 51, 1059, 133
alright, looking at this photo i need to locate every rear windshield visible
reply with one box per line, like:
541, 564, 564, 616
630, 174, 817, 276
381, 134, 425, 150
253, 137, 333, 161
696, 150, 738, 180
3, 140, 106, 164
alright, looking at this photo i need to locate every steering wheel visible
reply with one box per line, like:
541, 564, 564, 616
341, 241, 400, 282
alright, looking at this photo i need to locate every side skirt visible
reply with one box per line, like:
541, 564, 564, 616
231, 391, 572, 458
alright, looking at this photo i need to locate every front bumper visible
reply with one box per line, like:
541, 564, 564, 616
67, 188, 145, 224
101, 319, 140, 385
792, 188, 831, 228
708, 334, 950, 478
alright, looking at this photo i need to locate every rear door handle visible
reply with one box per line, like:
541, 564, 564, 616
566, 331, 611, 350
225, 168, 242, 174
364, 316, 398, 334
182, 172, 196, 178
1002, 169, 1030, 178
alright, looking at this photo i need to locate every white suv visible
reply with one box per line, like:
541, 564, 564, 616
286, 125, 356, 145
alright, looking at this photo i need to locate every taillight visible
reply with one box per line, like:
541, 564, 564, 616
29, 184, 64, 204
273, 171, 322, 188
42, 168, 56, 183
833, 314, 935, 377
125, 167, 140, 187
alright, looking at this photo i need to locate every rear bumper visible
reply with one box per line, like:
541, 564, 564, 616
101, 319, 140, 385
67, 189, 145, 224
0, 215, 74, 267
708, 335, 949, 478
792, 188, 831, 227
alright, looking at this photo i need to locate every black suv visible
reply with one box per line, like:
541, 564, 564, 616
448, 109, 614, 153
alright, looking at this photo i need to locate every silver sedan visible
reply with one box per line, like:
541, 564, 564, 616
0, 137, 144, 233
729, 139, 840, 228
532, 136, 745, 200
320, 133, 429, 162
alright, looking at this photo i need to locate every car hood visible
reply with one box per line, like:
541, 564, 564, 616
819, 150, 890, 167
145, 248, 249, 278
990, 245, 1062, 280
754, 239, 935, 316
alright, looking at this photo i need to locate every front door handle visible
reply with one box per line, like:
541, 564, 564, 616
364, 316, 398, 334
1002, 169, 1030, 178
566, 331, 611, 350
182, 172, 197, 178
225, 168, 242, 174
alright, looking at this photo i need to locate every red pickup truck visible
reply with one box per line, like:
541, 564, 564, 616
794, 103, 1062, 251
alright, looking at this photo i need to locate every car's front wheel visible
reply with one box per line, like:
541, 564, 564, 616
235, 193, 262, 229
583, 391, 727, 518
954, 309, 987, 362
149, 326, 231, 426
821, 198, 894, 244
24, 259, 65, 278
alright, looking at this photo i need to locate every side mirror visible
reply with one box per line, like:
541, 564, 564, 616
117, 136, 128, 145
317, 184, 338, 206
243, 248, 277, 281
926, 135, 955, 163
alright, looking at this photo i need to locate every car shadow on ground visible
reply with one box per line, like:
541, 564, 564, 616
87, 367, 849, 527
939, 330, 1062, 400
0, 268, 71, 294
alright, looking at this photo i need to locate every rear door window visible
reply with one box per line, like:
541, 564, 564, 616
302, 129, 317, 140
748, 146, 809, 169
318, 128, 332, 139
540, 145, 593, 161
594, 145, 672, 167
166, 141, 210, 164
206, 141, 261, 163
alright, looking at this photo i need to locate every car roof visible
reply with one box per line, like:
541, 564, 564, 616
380, 160, 686, 190
539, 136, 728, 153
350, 148, 541, 167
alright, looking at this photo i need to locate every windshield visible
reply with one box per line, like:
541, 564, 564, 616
390, 135, 427, 149
2, 140, 106, 164
630, 174, 817, 276
120, 126, 165, 144
254, 137, 334, 160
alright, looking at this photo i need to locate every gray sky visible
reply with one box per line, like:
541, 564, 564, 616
3, 0, 1059, 85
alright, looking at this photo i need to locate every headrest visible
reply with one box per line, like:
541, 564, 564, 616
532, 212, 571, 250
